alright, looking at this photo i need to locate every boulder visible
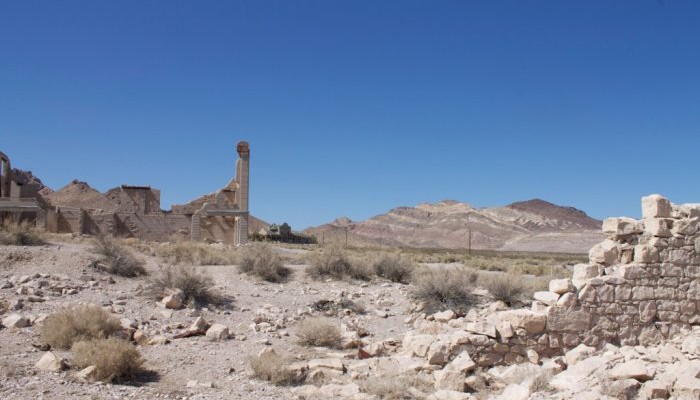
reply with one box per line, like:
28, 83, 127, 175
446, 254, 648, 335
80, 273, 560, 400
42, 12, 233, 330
2, 313, 30, 328
609, 360, 655, 381
35, 352, 66, 371
496, 383, 529, 400
403, 333, 436, 358
565, 344, 596, 366
640, 380, 669, 399
190, 316, 209, 331
433, 310, 456, 322
76, 365, 97, 381
206, 323, 230, 341
465, 321, 497, 338
434, 369, 465, 391
444, 351, 476, 373
427, 390, 473, 400
161, 289, 185, 309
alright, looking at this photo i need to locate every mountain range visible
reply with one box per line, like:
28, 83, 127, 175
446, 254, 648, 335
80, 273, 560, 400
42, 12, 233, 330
304, 199, 603, 253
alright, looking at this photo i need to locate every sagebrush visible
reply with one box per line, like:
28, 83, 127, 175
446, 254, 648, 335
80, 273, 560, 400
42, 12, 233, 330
40, 305, 122, 350
373, 254, 414, 283
296, 318, 342, 348
72, 338, 144, 383
155, 241, 237, 266
411, 267, 477, 314
92, 235, 147, 277
148, 265, 223, 307
0, 219, 46, 246
483, 274, 526, 306
237, 244, 290, 282
306, 246, 371, 281
249, 349, 306, 386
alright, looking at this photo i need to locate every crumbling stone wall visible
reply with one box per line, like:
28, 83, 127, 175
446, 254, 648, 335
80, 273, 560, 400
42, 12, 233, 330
453, 195, 700, 366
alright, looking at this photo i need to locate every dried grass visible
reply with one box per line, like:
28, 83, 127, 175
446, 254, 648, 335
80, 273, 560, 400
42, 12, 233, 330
40, 305, 122, 350
72, 338, 144, 383
483, 274, 527, 307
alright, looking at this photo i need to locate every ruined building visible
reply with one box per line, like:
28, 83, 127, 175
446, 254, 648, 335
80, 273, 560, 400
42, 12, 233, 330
0, 141, 251, 245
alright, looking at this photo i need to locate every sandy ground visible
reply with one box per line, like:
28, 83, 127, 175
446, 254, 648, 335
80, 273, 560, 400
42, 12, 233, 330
0, 241, 412, 399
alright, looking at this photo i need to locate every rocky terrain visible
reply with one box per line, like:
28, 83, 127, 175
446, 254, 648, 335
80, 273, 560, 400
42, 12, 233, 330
2, 194, 700, 400
305, 199, 603, 253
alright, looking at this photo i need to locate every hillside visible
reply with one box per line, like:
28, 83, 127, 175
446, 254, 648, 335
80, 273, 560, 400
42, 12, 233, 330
304, 199, 603, 253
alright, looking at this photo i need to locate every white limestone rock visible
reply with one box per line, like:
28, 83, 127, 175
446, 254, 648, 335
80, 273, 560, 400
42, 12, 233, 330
549, 278, 574, 295
533, 291, 560, 306
589, 239, 619, 265
206, 323, 230, 341
603, 217, 642, 237
35, 351, 66, 371
2, 313, 31, 328
609, 359, 655, 381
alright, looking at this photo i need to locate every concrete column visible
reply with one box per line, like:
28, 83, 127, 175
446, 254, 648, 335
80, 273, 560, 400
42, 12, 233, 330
235, 141, 250, 245
191, 212, 201, 242
0, 152, 11, 198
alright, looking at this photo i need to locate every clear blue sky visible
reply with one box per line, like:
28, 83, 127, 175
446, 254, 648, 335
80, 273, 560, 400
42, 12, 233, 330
2, 1, 699, 229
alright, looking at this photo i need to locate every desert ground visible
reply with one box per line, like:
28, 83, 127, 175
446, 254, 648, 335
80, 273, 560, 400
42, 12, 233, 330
1, 226, 699, 400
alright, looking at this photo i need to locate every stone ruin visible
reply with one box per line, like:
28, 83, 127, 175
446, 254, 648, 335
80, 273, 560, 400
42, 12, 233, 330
0, 141, 251, 245
424, 194, 700, 367
0, 151, 47, 225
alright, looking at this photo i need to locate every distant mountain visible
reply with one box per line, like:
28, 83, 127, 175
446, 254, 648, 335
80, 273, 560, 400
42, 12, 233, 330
304, 199, 603, 253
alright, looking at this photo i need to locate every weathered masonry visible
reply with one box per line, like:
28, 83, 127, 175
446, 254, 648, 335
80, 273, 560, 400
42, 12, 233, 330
405, 195, 700, 367
1, 141, 251, 245
0, 151, 47, 225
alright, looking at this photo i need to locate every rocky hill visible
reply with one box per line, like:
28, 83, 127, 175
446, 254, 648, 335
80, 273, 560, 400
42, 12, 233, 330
305, 199, 603, 253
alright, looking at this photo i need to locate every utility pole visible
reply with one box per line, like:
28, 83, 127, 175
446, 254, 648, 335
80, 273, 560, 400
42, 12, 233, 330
344, 227, 348, 248
468, 228, 472, 255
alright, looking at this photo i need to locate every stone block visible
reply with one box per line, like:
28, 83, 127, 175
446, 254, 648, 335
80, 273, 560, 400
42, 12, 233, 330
634, 245, 660, 263
533, 291, 560, 306
496, 310, 546, 334
433, 370, 465, 391
603, 217, 642, 237
547, 307, 591, 332
644, 218, 672, 238
557, 292, 578, 307
549, 278, 574, 294
444, 351, 476, 373
465, 321, 497, 338
672, 218, 699, 236
2, 313, 30, 328
589, 239, 620, 265
642, 194, 672, 219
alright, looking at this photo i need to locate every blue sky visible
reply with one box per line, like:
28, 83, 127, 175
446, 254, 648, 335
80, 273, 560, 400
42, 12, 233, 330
1, 1, 699, 229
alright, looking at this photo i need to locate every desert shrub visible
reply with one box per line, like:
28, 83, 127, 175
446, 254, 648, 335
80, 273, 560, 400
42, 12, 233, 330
249, 349, 306, 386
40, 305, 122, 350
529, 371, 553, 393
360, 371, 433, 399
0, 219, 46, 246
411, 267, 476, 314
312, 295, 366, 315
72, 338, 144, 383
237, 244, 290, 282
306, 246, 371, 281
373, 254, 414, 283
296, 318, 342, 348
155, 241, 237, 266
147, 265, 223, 307
92, 235, 147, 277
483, 274, 526, 307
